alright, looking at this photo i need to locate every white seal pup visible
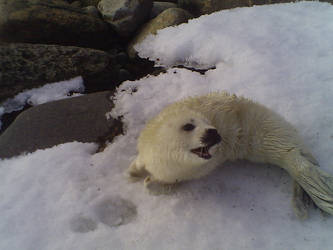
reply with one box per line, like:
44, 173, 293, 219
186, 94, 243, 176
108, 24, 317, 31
128, 92, 333, 218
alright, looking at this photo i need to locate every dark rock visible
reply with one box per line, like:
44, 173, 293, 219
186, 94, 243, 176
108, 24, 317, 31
0, 105, 31, 134
98, 0, 153, 37
116, 52, 129, 66
118, 68, 132, 82
124, 57, 159, 80
0, 91, 123, 158
128, 8, 193, 58
0, 43, 119, 103
157, 0, 178, 2
178, 0, 253, 16
80, 0, 101, 6
178, 0, 333, 16
0, 0, 115, 49
151, 1, 177, 18
71, 1, 82, 7
82, 5, 101, 17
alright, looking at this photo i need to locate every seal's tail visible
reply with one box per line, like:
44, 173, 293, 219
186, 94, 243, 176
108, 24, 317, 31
285, 151, 333, 215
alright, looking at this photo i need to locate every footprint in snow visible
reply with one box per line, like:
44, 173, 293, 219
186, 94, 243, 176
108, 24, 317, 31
94, 196, 137, 227
69, 216, 98, 233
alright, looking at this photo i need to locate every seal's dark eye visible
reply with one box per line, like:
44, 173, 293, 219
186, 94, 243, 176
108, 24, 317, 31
182, 123, 195, 131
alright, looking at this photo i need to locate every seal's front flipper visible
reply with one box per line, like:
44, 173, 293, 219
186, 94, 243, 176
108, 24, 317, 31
127, 157, 149, 181
144, 176, 176, 195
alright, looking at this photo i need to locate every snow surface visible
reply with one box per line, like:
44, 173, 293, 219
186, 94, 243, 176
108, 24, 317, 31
1, 2, 333, 250
0, 76, 84, 129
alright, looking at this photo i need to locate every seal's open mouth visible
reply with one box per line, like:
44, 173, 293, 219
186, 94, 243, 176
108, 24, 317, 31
191, 129, 222, 160
191, 146, 212, 159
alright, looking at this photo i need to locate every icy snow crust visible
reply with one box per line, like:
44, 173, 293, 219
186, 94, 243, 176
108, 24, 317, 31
1, 2, 333, 250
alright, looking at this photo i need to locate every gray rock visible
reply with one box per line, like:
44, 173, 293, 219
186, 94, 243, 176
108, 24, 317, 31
0, 91, 122, 158
0, 43, 118, 103
115, 52, 129, 66
82, 5, 101, 17
128, 8, 192, 58
80, 0, 102, 7
0, 0, 114, 49
157, 0, 178, 2
151, 1, 177, 18
178, 0, 333, 16
178, 0, 249, 16
71, 0, 82, 7
98, 0, 153, 37
118, 68, 132, 82
179, 0, 261, 16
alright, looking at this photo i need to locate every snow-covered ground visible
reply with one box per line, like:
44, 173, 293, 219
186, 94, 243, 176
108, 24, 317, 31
0, 76, 84, 129
1, 2, 333, 250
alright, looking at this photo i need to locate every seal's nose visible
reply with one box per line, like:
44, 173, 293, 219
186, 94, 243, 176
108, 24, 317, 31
201, 129, 222, 146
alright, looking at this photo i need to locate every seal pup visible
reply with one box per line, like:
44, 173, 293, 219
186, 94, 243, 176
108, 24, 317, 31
128, 92, 333, 218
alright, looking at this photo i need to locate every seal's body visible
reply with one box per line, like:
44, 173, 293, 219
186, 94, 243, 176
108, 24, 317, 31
128, 92, 333, 218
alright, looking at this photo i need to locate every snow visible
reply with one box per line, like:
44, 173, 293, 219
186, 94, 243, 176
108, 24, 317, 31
1, 2, 333, 250
0, 76, 84, 129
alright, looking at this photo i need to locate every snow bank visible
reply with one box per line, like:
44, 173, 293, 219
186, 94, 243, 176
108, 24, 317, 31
1, 2, 333, 250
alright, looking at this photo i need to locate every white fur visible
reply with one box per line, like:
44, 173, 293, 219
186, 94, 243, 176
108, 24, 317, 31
128, 92, 333, 217
129, 92, 302, 182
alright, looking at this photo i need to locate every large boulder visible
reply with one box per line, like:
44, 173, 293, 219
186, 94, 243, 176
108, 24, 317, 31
80, 0, 101, 7
150, 1, 177, 18
157, 0, 178, 2
178, 0, 250, 16
82, 5, 101, 17
98, 0, 153, 37
0, 91, 122, 158
0, 0, 114, 49
178, 0, 333, 16
0, 43, 118, 103
128, 8, 192, 58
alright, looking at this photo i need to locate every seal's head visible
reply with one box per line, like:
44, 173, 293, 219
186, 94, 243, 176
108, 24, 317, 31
137, 106, 222, 183
167, 114, 221, 161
